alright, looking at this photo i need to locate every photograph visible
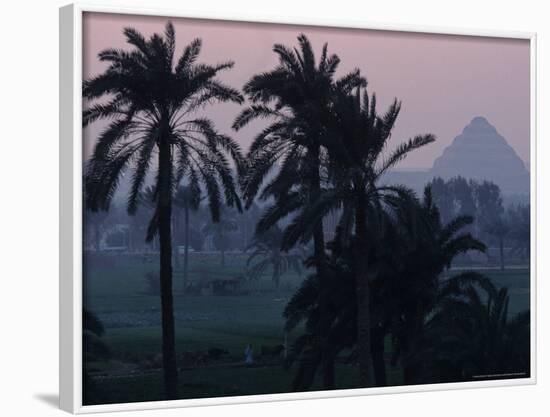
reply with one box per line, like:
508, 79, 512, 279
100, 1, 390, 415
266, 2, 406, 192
80, 10, 532, 407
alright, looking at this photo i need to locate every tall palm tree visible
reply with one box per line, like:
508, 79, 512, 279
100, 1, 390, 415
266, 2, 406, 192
284, 86, 434, 386
83, 22, 243, 399
246, 225, 303, 291
283, 232, 360, 391
233, 34, 365, 388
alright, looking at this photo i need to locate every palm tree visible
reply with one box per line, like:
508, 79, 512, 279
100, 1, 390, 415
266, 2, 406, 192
174, 184, 202, 291
426, 280, 530, 382
83, 309, 110, 405
384, 187, 487, 384
83, 22, 243, 399
202, 208, 239, 265
246, 225, 303, 291
284, 187, 488, 388
284, 86, 434, 386
507, 204, 530, 262
238, 202, 261, 250
84, 208, 109, 251
233, 34, 365, 388
485, 217, 510, 270
283, 232, 360, 391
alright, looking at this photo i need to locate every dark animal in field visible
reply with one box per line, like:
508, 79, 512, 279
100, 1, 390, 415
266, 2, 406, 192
207, 347, 229, 360
211, 278, 241, 295
260, 344, 285, 357
139, 353, 163, 370
181, 350, 208, 367
180, 348, 229, 368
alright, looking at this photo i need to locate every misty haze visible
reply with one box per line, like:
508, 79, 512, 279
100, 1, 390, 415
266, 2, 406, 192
81, 13, 531, 405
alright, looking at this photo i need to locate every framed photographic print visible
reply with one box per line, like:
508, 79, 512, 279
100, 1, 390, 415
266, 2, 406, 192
59, 3, 537, 413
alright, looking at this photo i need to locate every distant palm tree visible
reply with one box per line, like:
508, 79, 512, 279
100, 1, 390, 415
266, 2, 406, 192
246, 226, 303, 291
507, 204, 530, 261
285, 86, 434, 386
174, 184, 202, 291
485, 218, 510, 270
238, 202, 261, 250
233, 34, 365, 388
202, 209, 238, 265
84, 208, 109, 251
83, 22, 243, 399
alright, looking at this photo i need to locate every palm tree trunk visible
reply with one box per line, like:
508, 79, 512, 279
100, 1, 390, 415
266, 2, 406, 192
273, 262, 280, 292
158, 135, 178, 400
402, 361, 414, 384
308, 147, 334, 389
283, 330, 288, 359
243, 218, 248, 251
499, 236, 505, 270
371, 324, 387, 386
127, 225, 133, 253
402, 355, 421, 385
220, 226, 226, 266
401, 316, 423, 384
183, 205, 190, 292
94, 222, 101, 251
173, 215, 180, 269
354, 192, 373, 387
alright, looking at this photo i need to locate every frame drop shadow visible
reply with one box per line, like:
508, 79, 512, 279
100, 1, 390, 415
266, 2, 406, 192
34, 393, 59, 409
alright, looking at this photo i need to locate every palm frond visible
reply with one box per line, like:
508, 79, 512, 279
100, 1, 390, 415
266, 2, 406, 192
375, 134, 436, 178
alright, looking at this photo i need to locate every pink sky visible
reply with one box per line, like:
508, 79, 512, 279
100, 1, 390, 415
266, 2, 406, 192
83, 12, 530, 169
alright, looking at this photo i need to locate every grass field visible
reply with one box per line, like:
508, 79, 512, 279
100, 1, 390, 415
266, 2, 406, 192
83, 252, 530, 405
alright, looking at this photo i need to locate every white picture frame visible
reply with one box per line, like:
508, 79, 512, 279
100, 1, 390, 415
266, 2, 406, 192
59, 3, 537, 413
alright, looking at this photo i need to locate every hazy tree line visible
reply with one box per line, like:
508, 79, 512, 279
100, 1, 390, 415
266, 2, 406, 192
83, 22, 530, 400
85, 176, 530, 269
85, 197, 262, 254
428, 176, 530, 268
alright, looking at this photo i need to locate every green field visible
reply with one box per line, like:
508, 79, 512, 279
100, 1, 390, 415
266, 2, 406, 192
84, 252, 530, 405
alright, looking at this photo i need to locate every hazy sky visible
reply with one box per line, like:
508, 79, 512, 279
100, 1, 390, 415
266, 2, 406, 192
83, 12, 530, 169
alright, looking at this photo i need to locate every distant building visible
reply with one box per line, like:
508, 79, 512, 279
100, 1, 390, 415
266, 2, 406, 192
383, 117, 529, 198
